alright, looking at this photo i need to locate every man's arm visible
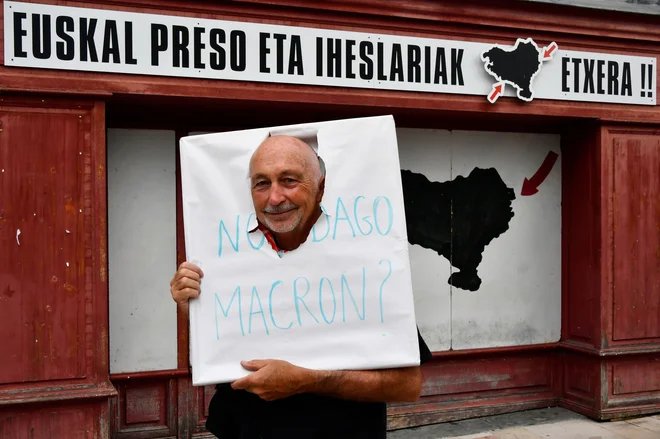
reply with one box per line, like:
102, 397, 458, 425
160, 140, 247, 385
231, 359, 422, 403
302, 364, 422, 402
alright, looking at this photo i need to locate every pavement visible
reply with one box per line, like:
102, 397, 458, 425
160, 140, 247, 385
388, 407, 660, 439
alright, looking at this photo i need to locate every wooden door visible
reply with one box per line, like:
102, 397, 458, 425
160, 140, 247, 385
0, 97, 114, 438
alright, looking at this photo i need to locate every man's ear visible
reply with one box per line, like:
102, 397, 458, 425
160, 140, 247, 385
317, 176, 326, 202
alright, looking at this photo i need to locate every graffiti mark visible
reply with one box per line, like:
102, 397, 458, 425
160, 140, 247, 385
401, 168, 515, 291
521, 151, 558, 196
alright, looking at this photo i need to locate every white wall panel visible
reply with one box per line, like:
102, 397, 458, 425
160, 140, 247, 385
108, 129, 178, 373
449, 131, 561, 349
396, 128, 561, 351
396, 128, 452, 352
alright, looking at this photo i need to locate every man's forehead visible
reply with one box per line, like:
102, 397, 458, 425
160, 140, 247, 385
251, 150, 309, 170
250, 136, 316, 174
255, 136, 311, 157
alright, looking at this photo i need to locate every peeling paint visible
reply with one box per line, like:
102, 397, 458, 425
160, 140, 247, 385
3, 285, 15, 298
100, 216, 107, 282
99, 415, 109, 439
63, 283, 78, 297
16, 229, 21, 245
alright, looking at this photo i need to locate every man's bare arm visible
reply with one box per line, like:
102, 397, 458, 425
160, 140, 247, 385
302, 365, 422, 402
231, 359, 422, 403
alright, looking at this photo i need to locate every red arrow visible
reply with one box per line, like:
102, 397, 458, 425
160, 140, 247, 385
543, 42, 558, 60
521, 151, 559, 196
488, 82, 504, 103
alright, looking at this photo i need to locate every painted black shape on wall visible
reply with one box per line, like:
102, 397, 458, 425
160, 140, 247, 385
401, 168, 515, 291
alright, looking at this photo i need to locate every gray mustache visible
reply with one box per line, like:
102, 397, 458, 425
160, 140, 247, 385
263, 203, 298, 214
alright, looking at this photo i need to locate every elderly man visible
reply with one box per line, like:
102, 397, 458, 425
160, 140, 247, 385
170, 135, 431, 438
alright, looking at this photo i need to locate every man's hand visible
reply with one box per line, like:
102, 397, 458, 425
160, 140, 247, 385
169, 262, 204, 313
231, 360, 311, 401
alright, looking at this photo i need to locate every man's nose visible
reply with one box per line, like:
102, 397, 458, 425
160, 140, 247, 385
268, 184, 286, 205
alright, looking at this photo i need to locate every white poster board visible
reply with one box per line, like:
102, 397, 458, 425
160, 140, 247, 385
180, 115, 421, 386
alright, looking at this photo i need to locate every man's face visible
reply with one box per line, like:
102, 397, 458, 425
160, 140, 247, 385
249, 137, 323, 234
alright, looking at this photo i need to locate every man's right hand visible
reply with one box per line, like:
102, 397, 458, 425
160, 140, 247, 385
170, 262, 204, 312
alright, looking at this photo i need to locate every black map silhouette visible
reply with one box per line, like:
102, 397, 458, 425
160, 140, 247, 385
482, 40, 542, 100
401, 168, 515, 292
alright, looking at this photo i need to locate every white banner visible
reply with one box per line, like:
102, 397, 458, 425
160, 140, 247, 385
4, 1, 654, 105
179, 116, 421, 385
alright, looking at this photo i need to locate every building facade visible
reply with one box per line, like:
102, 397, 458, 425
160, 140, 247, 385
0, 0, 658, 437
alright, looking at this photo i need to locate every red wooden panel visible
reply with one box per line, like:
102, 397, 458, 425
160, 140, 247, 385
388, 350, 557, 429
190, 384, 218, 434
0, 405, 94, 439
201, 385, 215, 418
0, 97, 112, 439
125, 383, 166, 425
421, 354, 551, 396
612, 357, 660, 395
112, 376, 178, 438
175, 130, 189, 370
561, 125, 600, 344
0, 109, 88, 384
563, 353, 597, 403
559, 352, 602, 421
611, 136, 660, 341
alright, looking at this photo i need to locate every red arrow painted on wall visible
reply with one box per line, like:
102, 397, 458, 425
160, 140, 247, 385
543, 42, 558, 60
488, 82, 505, 103
521, 151, 559, 196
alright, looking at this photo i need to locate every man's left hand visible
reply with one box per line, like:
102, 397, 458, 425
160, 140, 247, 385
231, 359, 311, 401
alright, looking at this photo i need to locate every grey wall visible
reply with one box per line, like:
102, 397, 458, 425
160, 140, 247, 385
108, 129, 178, 374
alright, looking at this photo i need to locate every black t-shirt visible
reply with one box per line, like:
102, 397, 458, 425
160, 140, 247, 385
205, 329, 432, 439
